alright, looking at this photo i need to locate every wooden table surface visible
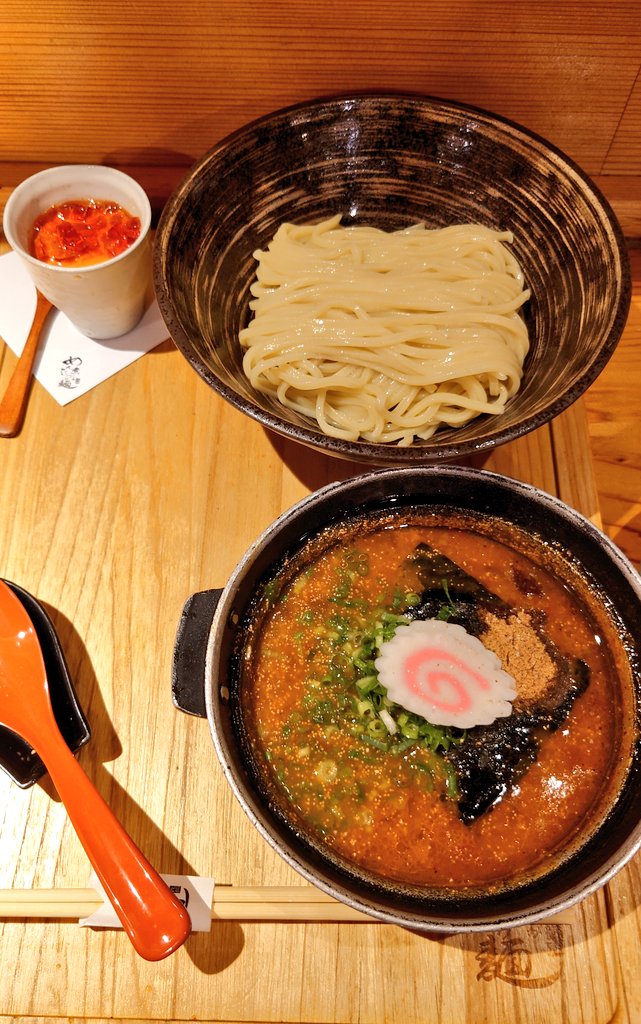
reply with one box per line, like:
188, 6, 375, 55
0, 183, 640, 1024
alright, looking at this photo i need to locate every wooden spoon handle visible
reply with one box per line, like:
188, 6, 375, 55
34, 725, 192, 961
0, 290, 53, 437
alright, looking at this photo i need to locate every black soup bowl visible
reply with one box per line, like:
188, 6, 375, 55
173, 467, 641, 933
154, 92, 631, 466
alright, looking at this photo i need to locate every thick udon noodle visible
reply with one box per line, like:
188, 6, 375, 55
240, 216, 530, 446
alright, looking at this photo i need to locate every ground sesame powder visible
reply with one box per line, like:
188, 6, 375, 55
481, 609, 556, 703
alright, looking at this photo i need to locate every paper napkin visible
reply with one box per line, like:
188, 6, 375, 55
0, 250, 169, 406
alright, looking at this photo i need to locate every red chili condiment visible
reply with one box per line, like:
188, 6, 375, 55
30, 198, 142, 268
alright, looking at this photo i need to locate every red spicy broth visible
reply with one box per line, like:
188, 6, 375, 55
239, 510, 636, 892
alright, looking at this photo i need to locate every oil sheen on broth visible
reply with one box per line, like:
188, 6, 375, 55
239, 511, 633, 891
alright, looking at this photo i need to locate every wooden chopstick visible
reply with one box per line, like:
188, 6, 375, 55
0, 885, 372, 922
0, 885, 577, 925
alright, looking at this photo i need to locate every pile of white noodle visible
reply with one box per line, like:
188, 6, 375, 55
239, 215, 530, 446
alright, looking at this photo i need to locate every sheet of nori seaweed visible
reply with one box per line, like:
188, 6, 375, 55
407, 544, 589, 823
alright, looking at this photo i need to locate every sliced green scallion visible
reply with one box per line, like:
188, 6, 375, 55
291, 558, 462, 803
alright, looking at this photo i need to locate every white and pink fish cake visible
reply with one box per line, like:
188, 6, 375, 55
375, 619, 517, 729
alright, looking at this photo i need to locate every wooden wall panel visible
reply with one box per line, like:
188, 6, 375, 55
1, 1, 640, 235
604, 73, 641, 174
1, 1, 640, 175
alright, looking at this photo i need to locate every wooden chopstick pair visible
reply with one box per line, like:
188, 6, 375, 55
0, 885, 576, 925
0, 885, 371, 922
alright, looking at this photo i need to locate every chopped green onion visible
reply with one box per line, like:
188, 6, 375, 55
281, 566, 463, 805
379, 708, 398, 735
356, 699, 375, 719
358, 732, 389, 751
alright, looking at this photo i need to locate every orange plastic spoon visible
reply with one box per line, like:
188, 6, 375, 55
0, 580, 192, 960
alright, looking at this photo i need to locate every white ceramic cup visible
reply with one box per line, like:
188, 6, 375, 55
3, 165, 152, 339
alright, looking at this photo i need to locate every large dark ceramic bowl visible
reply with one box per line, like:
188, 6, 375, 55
154, 93, 631, 466
174, 467, 641, 932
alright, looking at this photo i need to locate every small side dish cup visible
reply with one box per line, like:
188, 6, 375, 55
3, 165, 152, 340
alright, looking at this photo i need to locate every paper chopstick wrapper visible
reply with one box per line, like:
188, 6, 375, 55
79, 872, 214, 932
0, 251, 169, 406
